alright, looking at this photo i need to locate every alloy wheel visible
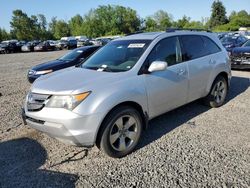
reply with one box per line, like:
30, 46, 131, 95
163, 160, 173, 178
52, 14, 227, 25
109, 115, 139, 152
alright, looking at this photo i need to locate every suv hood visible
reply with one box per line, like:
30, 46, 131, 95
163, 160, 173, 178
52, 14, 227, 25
31, 67, 125, 95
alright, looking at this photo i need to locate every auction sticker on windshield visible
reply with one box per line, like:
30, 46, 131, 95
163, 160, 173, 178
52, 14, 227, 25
128, 43, 145, 48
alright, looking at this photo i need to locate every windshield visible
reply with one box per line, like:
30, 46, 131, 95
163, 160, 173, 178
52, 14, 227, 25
242, 40, 250, 47
82, 40, 151, 72
59, 49, 83, 61
221, 36, 236, 43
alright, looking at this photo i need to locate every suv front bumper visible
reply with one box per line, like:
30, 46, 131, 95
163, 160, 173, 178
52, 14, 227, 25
22, 107, 103, 147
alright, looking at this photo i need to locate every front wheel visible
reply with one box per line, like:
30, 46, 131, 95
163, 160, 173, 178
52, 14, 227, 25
203, 75, 228, 108
97, 106, 142, 158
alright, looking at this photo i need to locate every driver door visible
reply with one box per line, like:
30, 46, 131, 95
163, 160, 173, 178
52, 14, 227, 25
143, 36, 189, 118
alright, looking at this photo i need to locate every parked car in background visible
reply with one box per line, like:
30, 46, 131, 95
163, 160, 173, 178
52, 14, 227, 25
77, 39, 92, 47
22, 30, 231, 158
57, 39, 77, 50
0, 40, 19, 54
221, 34, 248, 52
230, 40, 250, 69
27, 46, 100, 83
95, 37, 112, 46
34, 41, 56, 52
21, 41, 40, 52
217, 32, 229, 40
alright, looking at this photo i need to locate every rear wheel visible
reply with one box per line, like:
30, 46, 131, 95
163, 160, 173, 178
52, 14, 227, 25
97, 106, 142, 158
203, 75, 228, 108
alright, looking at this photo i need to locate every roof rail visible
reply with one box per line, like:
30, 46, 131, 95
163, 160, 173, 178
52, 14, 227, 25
166, 28, 212, 33
125, 31, 144, 36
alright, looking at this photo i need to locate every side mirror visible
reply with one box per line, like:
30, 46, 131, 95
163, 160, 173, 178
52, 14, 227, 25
148, 61, 168, 73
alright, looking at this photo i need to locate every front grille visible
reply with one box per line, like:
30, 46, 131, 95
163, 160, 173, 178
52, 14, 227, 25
231, 54, 250, 64
27, 92, 50, 112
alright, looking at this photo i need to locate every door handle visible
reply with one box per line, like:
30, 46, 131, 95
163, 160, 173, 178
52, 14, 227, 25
177, 69, 186, 75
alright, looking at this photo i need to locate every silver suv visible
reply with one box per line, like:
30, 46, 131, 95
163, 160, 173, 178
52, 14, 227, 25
22, 30, 231, 158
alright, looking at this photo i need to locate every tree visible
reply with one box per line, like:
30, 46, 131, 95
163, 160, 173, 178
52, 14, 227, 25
10, 10, 37, 40
69, 14, 84, 36
214, 10, 250, 31
145, 17, 157, 31
174, 15, 190, 28
144, 10, 172, 31
184, 21, 204, 29
0, 28, 10, 41
53, 20, 71, 39
81, 5, 141, 37
209, 0, 228, 28
154, 10, 172, 30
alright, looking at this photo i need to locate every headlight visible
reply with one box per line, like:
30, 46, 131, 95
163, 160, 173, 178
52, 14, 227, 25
45, 92, 91, 110
35, 70, 53, 75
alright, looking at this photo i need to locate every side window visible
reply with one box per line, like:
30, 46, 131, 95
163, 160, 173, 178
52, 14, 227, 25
202, 36, 221, 55
147, 37, 182, 67
180, 35, 206, 61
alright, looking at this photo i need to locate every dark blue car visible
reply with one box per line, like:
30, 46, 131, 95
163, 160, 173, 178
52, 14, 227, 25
230, 40, 250, 69
221, 35, 247, 52
27, 46, 100, 83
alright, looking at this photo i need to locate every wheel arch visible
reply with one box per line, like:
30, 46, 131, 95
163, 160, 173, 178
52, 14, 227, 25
95, 101, 148, 146
206, 71, 230, 94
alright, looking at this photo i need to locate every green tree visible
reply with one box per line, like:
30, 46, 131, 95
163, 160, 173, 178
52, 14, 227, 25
81, 5, 140, 37
53, 20, 71, 39
36, 14, 50, 40
10, 9, 37, 40
0, 28, 11, 41
174, 15, 190, 28
209, 0, 228, 28
145, 17, 157, 31
144, 10, 172, 31
184, 21, 204, 29
214, 10, 250, 31
69, 14, 84, 36
154, 10, 172, 30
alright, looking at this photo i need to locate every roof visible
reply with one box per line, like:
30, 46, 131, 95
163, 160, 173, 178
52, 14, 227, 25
116, 30, 216, 41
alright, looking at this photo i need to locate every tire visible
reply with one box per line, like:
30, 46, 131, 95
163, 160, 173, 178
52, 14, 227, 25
97, 106, 143, 158
203, 75, 228, 108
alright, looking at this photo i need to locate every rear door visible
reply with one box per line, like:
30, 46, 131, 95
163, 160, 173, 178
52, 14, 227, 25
143, 36, 189, 118
179, 35, 221, 102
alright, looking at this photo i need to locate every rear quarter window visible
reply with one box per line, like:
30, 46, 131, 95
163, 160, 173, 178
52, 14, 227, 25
201, 36, 221, 55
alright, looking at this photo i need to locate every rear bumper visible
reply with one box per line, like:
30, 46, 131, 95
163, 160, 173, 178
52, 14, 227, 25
22, 106, 104, 147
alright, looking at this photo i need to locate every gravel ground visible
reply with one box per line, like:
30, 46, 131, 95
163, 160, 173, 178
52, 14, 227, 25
0, 51, 249, 188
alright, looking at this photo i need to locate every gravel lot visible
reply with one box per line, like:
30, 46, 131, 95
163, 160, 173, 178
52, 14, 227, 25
0, 51, 249, 188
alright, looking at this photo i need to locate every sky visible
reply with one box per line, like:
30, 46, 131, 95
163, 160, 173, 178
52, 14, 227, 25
1, 0, 250, 31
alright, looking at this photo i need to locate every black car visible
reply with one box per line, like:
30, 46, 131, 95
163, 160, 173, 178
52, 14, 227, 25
221, 35, 248, 52
230, 40, 250, 69
0, 41, 19, 54
57, 39, 77, 50
27, 46, 100, 83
